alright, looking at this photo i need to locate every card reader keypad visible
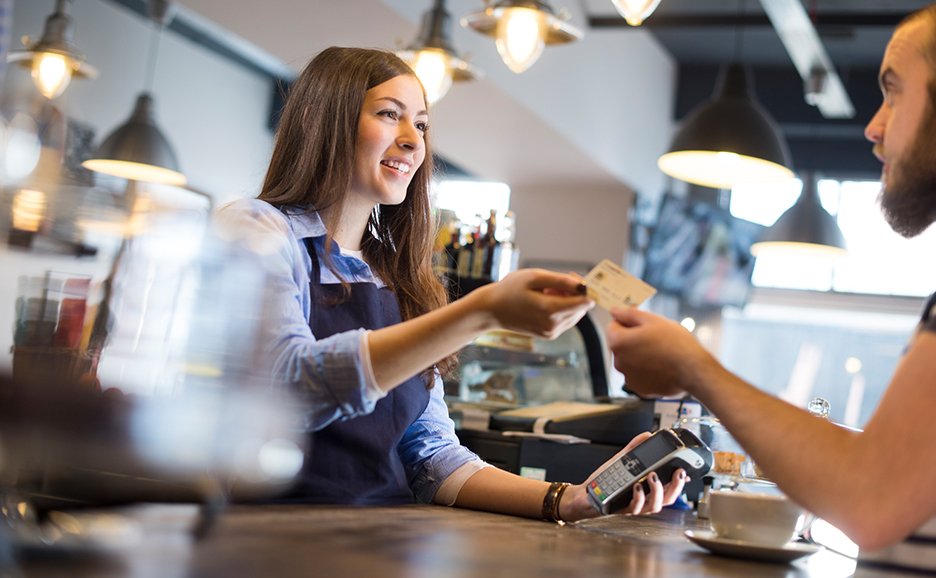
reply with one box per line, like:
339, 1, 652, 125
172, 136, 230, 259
590, 457, 639, 503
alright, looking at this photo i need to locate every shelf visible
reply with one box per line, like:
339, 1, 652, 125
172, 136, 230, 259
457, 344, 577, 369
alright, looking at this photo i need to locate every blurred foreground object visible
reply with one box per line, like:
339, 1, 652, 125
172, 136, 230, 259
0, 96, 304, 563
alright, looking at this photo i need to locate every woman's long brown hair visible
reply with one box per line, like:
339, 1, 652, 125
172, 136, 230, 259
258, 47, 455, 385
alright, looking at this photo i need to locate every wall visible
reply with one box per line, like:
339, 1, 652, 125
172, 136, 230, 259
9, 0, 274, 204
378, 0, 678, 198
509, 180, 634, 394
510, 182, 632, 271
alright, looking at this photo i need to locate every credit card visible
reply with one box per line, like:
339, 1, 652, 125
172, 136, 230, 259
582, 259, 657, 311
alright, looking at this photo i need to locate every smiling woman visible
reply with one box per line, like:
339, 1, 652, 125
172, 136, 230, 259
213, 47, 687, 519
350, 75, 428, 212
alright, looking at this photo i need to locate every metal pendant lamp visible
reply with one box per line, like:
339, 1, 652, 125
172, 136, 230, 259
658, 63, 794, 189
750, 173, 847, 258
399, 0, 481, 105
82, 0, 185, 186
7, 0, 99, 100
461, 0, 583, 74
83, 93, 185, 186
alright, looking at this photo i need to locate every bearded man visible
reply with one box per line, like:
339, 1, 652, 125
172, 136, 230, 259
608, 4, 936, 561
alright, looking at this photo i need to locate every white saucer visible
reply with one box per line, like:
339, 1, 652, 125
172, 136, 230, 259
685, 530, 822, 563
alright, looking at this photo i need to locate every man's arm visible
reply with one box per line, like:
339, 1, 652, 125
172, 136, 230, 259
607, 307, 936, 550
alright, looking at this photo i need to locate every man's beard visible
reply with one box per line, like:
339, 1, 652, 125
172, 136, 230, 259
878, 93, 936, 238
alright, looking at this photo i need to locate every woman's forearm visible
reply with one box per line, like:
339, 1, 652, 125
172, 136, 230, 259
367, 270, 592, 392
367, 288, 494, 391
452, 466, 551, 518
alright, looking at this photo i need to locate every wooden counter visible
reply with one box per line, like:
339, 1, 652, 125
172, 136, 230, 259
17, 504, 862, 578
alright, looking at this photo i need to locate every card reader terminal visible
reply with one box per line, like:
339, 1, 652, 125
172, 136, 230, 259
586, 428, 713, 515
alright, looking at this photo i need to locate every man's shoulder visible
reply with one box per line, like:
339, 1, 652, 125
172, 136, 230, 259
920, 291, 936, 333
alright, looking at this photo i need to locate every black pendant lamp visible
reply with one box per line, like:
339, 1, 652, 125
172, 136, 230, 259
82, 0, 185, 186
750, 173, 847, 258
398, 0, 481, 105
658, 64, 794, 190
83, 93, 185, 186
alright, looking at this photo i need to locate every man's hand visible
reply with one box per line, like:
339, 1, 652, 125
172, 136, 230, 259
606, 307, 721, 398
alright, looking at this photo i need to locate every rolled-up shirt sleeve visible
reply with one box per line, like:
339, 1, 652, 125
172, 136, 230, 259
399, 375, 484, 503
215, 199, 380, 432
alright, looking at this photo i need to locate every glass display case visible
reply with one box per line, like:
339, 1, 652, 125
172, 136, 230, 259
444, 311, 609, 408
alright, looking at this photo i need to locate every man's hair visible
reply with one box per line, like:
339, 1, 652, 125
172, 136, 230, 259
900, 4, 936, 72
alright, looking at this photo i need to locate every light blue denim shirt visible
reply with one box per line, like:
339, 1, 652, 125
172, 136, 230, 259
215, 198, 479, 503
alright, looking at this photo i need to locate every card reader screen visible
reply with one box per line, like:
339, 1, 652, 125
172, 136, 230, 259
629, 432, 678, 470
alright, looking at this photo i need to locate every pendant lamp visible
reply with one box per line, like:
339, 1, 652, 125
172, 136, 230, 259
461, 0, 583, 74
750, 173, 847, 258
82, 0, 186, 187
398, 0, 481, 105
658, 63, 794, 189
611, 0, 662, 26
7, 0, 98, 100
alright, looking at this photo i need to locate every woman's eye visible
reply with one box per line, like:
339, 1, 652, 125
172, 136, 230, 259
416, 121, 428, 133
379, 109, 398, 120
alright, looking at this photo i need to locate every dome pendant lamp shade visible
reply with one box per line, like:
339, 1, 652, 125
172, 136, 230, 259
82, 93, 186, 186
461, 0, 583, 74
658, 64, 794, 189
398, 0, 481, 105
7, 0, 99, 100
611, 0, 662, 26
750, 174, 847, 258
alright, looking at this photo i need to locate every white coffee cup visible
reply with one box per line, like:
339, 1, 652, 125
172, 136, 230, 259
709, 490, 815, 546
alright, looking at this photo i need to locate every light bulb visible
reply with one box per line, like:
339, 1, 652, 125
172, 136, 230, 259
12, 189, 46, 232
495, 8, 545, 74
31, 52, 73, 99
413, 50, 453, 105
611, 0, 663, 26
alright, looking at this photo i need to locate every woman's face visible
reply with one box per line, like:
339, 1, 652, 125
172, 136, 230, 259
349, 74, 428, 209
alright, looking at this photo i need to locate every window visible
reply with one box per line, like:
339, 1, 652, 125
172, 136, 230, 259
719, 304, 916, 428
730, 179, 936, 297
433, 180, 511, 238
713, 178, 931, 428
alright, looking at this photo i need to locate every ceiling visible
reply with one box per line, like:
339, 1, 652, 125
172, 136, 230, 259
583, 0, 934, 177
584, 0, 924, 66
156, 0, 932, 188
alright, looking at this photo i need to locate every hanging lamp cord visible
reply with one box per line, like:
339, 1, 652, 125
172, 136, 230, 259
143, 19, 163, 93
733, 0, 748, 62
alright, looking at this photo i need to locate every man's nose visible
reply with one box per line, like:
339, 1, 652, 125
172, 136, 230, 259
865, 104, 888, 143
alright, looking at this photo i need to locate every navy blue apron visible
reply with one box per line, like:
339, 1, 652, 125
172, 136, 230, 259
283, 236, 430, 504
